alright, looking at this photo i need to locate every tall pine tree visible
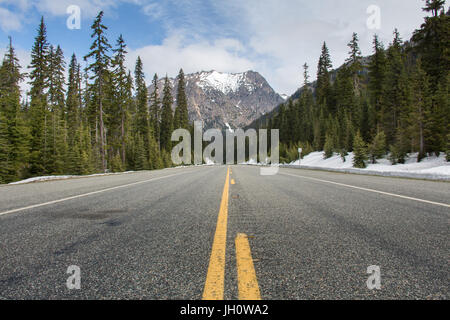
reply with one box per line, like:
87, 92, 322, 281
28, 17, 50, 175
160, 75, 174, 151
84, 11, 111, 172
174, 69, 189, 129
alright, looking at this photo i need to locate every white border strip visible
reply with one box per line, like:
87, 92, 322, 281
0, 171, 191, 217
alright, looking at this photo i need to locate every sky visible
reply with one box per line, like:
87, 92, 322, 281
0, 0, 445, 96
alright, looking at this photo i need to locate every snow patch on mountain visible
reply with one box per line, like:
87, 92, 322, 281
148, 70, 284, 129
198, 70, 253, 95
225, 122, 234, 133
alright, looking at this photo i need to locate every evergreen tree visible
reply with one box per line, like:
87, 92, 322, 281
368, 35, 386, 131
149, 73, 161, 146
84, 11, 111, 172
412, 0, 449, 88
66, 54, 80, 135
303, 63, 310, 87
382, 29, 407, 145
368, 131, 387, 164
389, 132, 409, 165
0, 37, 30, 182
316, 42, 332, 107
0, 112, 10, 183
46, 45, 67, 174
29, 17, 50, 99
160, 75, 174, 151
425, 79, 448, 155
287, 99, 300, 143
423, 0, 446, 17
110, 152, 124, 173
353, 131, 368, 168
346, 32, 363, 93
134, 133, 147, 170
133, 56, 160, 169
111, 34, 129, 165
323, 134, 334, 159
66, 53, 83, 173
28, 17, 50, 175
174, 69, 189, 129
48, 45, 66, 113
410, 59, 432, 161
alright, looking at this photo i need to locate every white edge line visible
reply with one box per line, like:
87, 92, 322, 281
280, 172, 450, 209
0, 171, 191, 217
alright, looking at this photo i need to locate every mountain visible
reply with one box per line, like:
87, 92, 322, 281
148, 70, 284, 129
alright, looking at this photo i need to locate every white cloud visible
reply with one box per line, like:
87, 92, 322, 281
0, 0, 32, 11
212, 0, 429, 94
127, 0, 433, 94
0, 7, 23, 32
126, 33, 255, 83
142, 2, 163, 19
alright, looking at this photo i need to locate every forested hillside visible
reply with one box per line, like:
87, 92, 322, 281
253, 0, 449, 166
0, 12, 190, 184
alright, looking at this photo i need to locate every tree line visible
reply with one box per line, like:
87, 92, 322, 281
0, 11, 190, 184
259, 0, 449, 167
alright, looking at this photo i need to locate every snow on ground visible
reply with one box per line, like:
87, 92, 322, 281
9, 176, 75, 185
238, 159, 258, 165
8, 172, 136, 185
286, 152, 450, 180
204, 158, 216, 166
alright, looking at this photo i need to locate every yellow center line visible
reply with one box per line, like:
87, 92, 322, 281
202, 166, 230, 300
235, 233, 261, 300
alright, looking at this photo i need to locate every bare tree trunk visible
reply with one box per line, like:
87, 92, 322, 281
121, 110, 125, 164
95, 117, 98, 145
44, 112, 47, 171
418, 102, 425, 161
419, 112, 424, 157
53, 112, 56, 157
99, 75, 106, 173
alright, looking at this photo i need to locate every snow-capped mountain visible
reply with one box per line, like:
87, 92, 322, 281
148, 70, 284, 129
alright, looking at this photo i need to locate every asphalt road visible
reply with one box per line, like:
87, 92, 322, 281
0, 165, 448, 300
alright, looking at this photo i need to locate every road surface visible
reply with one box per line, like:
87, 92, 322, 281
0, 165, 448, 299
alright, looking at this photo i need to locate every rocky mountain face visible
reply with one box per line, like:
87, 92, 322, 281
148, 70, 285, 129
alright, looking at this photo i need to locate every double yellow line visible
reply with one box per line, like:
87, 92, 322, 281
202, 167, 261, 300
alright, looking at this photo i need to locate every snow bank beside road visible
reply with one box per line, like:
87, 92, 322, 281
8, 171, 136, 185
286, 152, 450, 181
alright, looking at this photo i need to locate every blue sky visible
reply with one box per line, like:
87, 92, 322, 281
0, 0, 444, 95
